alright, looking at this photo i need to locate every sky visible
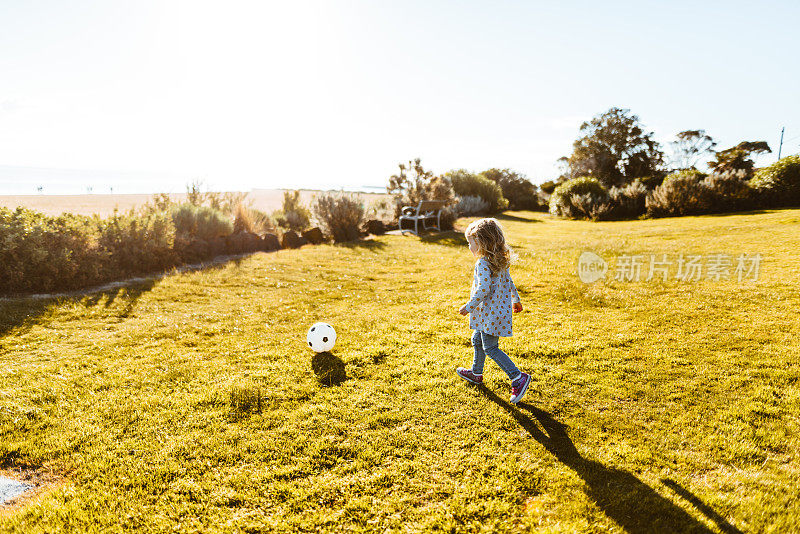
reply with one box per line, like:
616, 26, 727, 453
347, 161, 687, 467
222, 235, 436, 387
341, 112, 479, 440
1, 0, 798, 194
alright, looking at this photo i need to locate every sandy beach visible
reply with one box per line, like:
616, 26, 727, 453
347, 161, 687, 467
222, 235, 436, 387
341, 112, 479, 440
0, 189, 392, 217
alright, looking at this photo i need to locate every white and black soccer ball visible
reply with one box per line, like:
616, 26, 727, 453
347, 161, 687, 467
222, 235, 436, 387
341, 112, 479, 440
307, 322, 336, 353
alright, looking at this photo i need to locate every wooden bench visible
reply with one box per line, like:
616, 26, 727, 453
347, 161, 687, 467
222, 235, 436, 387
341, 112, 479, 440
399, 200, 447, 236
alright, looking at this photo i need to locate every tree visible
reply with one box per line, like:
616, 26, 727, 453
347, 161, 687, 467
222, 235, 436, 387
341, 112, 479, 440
540, 180, 557, 195
387, 158, 454, 217
555, 157, 571, 183
563, 107, 665, 188
480, 168, 539, 210
670, 130, 716, 170
708, 141, 771, 176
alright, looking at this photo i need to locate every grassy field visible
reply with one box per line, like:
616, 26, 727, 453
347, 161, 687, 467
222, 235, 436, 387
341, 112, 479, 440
1, 209, 799, 532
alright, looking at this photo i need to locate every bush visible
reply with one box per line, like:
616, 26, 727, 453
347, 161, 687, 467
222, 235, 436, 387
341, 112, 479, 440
98, 210, 178, 276
646, 172, 711, 217
481, 168, 540, 210
170, 203, 232, 241
0, 207, 184, 295
540, 180, 557, 195
662, 169, 708, 185
366, 197, 393, 222
0, 208, 106, 294
637, 175, 665, 189
233, 204, 276, 235
454, 195, 490, 216
704, 170, 757, 212
549, 176, 608, 218
439, 206, 456, 231
388, 159, 455, 218
233, 203, 255, 234
597, 180, 648, 220
274, 190, 311, 231
446, 169, 508, 213
751, 155, 800, 207
311, 193, 365, 242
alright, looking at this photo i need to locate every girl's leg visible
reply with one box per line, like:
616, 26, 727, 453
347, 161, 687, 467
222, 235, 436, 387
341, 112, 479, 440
471, 330, 487, 375
480, 332, 521, 381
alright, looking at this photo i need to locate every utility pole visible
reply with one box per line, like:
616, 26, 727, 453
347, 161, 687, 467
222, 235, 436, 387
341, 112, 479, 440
778, 126, 784, 160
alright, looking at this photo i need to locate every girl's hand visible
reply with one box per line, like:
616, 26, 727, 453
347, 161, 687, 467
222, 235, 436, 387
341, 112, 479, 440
513, 302, 523, 313
459, 305, 469, 316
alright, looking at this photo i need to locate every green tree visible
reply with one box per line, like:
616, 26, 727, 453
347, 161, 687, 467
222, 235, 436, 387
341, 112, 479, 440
670, 130, 716, 170
540, 180, 557, 195
709, 141, 771, 176
563, 107, 665, 188
481, 168, 539, 210
446, 169, 508, 213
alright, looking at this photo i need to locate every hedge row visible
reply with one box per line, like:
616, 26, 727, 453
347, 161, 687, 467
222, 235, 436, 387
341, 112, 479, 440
549, 155, 800, 220
0, 198, 381, 296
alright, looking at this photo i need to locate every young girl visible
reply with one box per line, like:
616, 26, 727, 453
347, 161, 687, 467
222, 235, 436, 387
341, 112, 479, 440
457, 218, 531, 404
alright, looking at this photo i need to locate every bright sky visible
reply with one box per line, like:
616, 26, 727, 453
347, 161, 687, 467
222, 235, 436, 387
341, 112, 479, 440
1, 0, 798, 194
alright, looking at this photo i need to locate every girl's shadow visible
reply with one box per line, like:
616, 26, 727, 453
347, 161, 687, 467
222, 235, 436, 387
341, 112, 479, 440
477, 386, 742, 534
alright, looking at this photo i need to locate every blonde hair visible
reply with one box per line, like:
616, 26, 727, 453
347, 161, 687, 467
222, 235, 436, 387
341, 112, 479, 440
464, 218, 517, 275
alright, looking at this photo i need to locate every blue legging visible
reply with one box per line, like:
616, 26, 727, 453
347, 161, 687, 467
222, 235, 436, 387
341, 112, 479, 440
471, 329, 521, 381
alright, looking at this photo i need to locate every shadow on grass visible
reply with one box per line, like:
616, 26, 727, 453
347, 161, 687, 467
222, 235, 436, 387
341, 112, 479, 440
478, 386, 729, 534
697, 209, 771, 218
419, 231, 467, 248
496, 212, 544, 223
334, 238, 387, 252
311, 351, 347, 386
661, 479, 743, 534
0, 280, 155, 339
0, 253, 254, 339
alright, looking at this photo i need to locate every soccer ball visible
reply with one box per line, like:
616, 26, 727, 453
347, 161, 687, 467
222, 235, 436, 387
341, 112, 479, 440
307, 322, 336, 353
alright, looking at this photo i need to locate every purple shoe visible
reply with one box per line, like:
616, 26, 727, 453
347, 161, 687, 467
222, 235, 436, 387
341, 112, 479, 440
456, 367, 483, 385
510, 372, 531, 404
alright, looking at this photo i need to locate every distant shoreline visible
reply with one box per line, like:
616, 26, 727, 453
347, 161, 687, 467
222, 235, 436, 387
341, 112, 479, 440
0, 188, 391, 217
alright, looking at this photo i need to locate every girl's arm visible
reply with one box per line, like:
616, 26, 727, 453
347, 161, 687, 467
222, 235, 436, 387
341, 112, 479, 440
509, 275, 521, 304
464, 260, 492, 312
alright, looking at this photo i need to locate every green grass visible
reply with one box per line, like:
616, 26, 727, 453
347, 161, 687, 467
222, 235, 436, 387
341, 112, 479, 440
1, 210, 799, 533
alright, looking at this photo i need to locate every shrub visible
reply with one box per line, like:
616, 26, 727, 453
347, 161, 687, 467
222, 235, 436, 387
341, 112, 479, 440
141, 192, 175, 215
567, 192, 609, 220
233, 204, 275, 235
481, 168, 540, 210
388, 159, 455, 218
183, 180, 252, 216
549, 176, 608, 218
751, 155, 800, 207
438, 206, 456, 231
233, 203, 255, 234
366, 197, 393, 222
637, 175, 665, 189
274, 190, 311, 231
539, 180, 557, 195
704, 170, 757, 212
646, 173, 711, 217
593, 180, 649, 220
98, 210, 178, 276
311, 193, 365, 242
248, 208, 277, 234
208, 191, 250, 215
454, 195, 490, 216
0, 207, 188, 295
170, 203, 233, 240
662, 169, 708, 185
0, 208, 106, 294
446, 170, 508, 213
